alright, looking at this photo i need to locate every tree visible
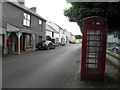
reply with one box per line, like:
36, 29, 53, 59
64, 2, 120, 33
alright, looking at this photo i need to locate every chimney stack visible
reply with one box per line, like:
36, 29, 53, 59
17, 0, 25, 5
30, 7, 37, 12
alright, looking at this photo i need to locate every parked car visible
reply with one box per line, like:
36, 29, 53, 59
36, 40, 56, 50
107, 43, 120, 54
111, 44, 120, 54
71, 41, 77, 44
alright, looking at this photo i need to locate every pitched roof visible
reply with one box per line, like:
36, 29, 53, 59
46, 24, 59, 34
4, 0, 46, 22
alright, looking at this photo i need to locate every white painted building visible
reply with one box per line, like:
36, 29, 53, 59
46, 21, 76, 45
64, 30, 71, 44
46, 22, 59, 45
107, 31, 120, 48
70, 33, 76, 42
107, 31, 120, 43
46, 21, 66, 45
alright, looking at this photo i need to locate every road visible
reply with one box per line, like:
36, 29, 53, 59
3, 44, 82, 88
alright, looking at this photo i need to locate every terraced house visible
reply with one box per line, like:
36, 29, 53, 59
1, 0, 46, 55
46, 21, 59, 45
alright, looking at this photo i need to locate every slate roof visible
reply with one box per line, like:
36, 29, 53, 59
3, 0, 46, 22
46, 24, 59, 34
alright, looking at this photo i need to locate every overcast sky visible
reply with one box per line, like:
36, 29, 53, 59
25, 0, 82, 35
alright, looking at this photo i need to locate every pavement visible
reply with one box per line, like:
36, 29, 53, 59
66, 57, 119, 88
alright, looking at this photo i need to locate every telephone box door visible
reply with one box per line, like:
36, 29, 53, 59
81, 16, 107, 81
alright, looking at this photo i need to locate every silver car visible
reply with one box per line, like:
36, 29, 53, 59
107, 43, 120, 54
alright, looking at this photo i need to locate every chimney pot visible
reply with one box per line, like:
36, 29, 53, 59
30, 7, 37, 12
17, 0, 25, 5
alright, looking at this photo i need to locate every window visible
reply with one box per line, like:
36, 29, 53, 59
52, 32, 54, 38
39, 20, 42, 25
26, 34, 32, 47
23, 13, 31, 27
39, 36, 42, 42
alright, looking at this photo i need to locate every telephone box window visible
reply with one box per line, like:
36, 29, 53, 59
87, 41, 101, 47
87, 47, 102, 52
87, 30, 101, 35
87, 58, 98, 63
87, 36, 102, 41
87, 64, 98, 69
87, 53, 99, 58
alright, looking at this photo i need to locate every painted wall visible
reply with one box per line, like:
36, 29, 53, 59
46, 31, 52, 38
107, 31, 120, 43
2, 2, 46, 43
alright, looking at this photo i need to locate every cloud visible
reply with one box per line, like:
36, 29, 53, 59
25, 0, 82, 35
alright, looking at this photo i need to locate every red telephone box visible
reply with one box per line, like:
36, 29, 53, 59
81, 16, 108, 81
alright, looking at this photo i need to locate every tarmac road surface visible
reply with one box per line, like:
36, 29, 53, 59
3, 44, 82, 88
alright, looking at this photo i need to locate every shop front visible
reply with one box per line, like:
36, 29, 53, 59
6, 23, 35, 55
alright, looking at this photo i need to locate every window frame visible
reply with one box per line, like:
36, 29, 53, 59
26, 34, 32, 48
39, 20, 43, 25
23, 13, 31, 27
